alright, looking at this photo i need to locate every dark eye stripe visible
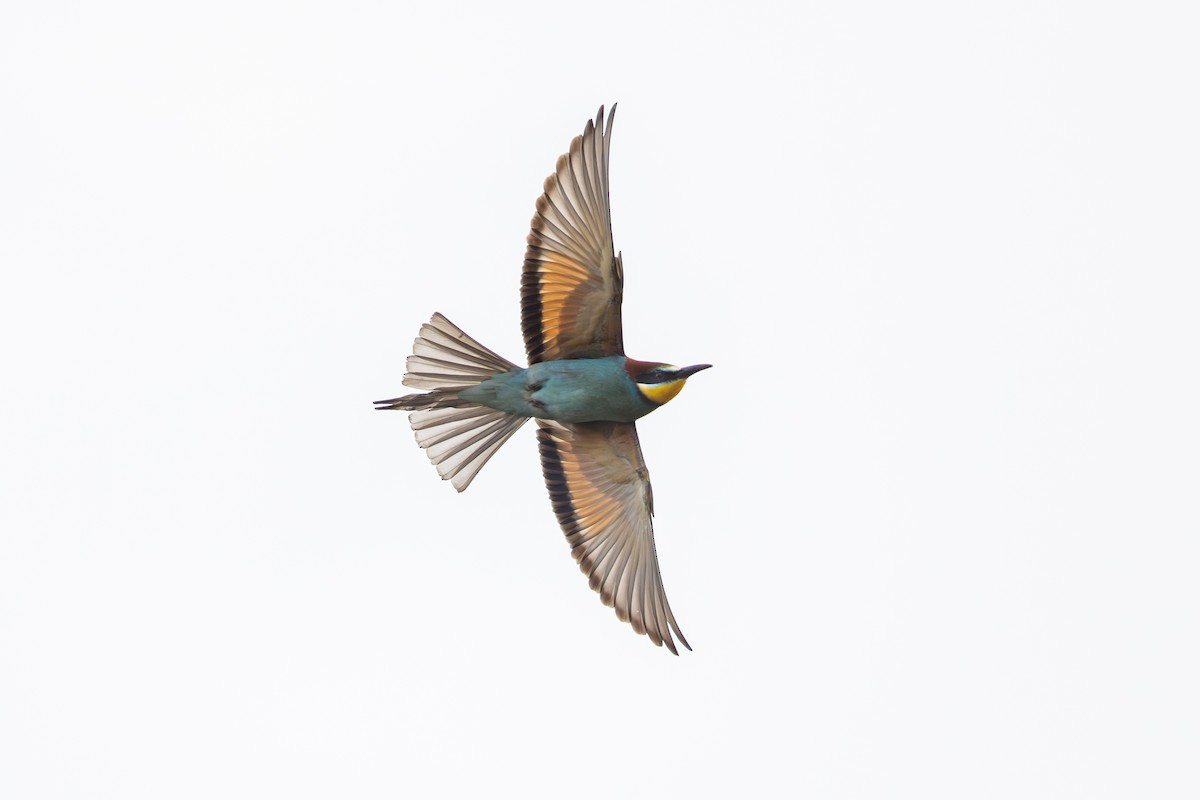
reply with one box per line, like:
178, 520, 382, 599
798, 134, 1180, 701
635, 369, 674, 384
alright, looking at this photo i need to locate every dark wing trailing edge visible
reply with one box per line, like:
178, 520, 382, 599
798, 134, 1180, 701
522, 105, 624, 363
536, 420, 689, 654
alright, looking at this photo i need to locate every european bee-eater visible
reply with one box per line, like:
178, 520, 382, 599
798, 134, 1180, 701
375, 105, 709, 654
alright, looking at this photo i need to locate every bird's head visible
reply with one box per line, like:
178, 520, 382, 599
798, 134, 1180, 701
626, 359, 713, 406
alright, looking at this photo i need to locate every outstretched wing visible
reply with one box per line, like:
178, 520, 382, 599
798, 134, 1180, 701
536, 420, 689, 654
522, 105, 624, 364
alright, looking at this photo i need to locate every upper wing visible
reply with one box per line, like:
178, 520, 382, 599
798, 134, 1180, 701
521, 105, 624, 363
536, 420, 689, 654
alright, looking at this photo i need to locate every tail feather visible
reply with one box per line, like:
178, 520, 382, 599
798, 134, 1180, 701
375, 313, 527, 492
410, 405, 526, 490
403, 313, 518, 390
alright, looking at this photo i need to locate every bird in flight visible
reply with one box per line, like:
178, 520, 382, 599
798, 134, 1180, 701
375, 105, 710, 654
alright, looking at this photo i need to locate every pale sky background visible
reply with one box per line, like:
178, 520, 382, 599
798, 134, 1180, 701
2, 2, 1198, 798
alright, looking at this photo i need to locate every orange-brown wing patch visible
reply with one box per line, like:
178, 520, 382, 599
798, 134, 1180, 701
522, 106, 624, 363
536, 420, 689, 654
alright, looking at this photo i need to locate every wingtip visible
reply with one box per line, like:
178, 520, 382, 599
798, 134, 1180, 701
594, 103, 617, 135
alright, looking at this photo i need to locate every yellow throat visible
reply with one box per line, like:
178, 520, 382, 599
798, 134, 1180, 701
638, 378, 687, 405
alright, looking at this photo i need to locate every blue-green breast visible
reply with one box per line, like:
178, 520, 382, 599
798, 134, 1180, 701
459, 356, 653, 423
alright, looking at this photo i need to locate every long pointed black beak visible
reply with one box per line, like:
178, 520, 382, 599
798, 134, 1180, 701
676, 364, 713, 379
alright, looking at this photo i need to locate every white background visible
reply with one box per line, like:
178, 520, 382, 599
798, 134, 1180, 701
2, 2, 1198, 797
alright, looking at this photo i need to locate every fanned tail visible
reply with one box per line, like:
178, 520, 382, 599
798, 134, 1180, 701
375, 313, 528, 491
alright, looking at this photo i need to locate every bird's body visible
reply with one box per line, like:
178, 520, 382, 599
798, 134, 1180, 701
459, 356, 706, 423
376, 106, 709, 654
